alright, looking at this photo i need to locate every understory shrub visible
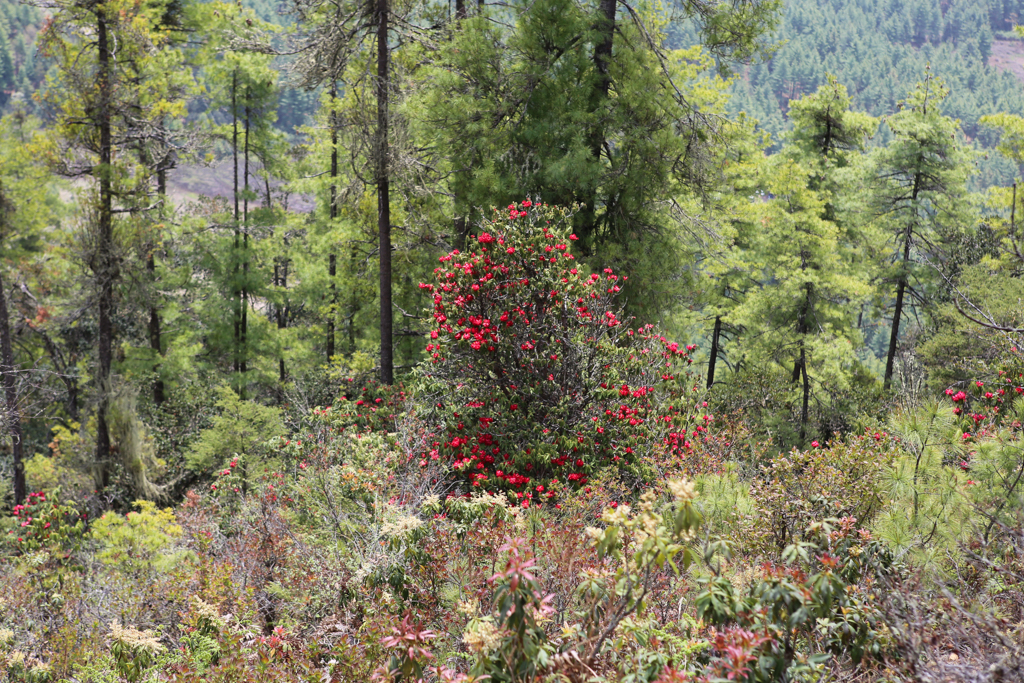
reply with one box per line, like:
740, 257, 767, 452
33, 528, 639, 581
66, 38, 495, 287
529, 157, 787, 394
414, 201, 715, 503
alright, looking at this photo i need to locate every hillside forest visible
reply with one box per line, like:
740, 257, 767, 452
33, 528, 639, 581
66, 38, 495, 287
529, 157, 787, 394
4, 0, 1024, 681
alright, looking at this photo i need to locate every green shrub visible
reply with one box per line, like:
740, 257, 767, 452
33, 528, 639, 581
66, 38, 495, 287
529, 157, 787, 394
89, 500, 186, 574
747, 433, 898, 556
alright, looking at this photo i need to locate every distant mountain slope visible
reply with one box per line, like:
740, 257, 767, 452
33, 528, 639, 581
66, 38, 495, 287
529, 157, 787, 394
697, 0, 1024, 186
0, 0, 43, 109
990, 36, 1024, 82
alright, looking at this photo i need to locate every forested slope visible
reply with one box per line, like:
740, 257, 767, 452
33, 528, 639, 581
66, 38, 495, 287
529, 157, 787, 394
2, 0, 1024, 681
0, 0, 42, 107
710, 0, 1024, 185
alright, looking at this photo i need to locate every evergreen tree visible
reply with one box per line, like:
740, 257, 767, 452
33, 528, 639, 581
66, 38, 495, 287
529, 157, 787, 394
866, 74, 973, 388
35, 0, 196, 490
0, 111, 57, 505
289, 0, 407, 384
417, 0, 779, 324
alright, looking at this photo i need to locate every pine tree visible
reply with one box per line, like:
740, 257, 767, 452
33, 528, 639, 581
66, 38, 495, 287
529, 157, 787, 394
867, 74, 974, 389
289, 0, 404, 384
416, 0, 779, 323
35, 0, 196, 489
197, 5, 283, 396
0, 112, 54, 505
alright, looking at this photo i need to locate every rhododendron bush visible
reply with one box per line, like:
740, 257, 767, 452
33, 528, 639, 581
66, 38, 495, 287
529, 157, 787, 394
416, 202, 712, 502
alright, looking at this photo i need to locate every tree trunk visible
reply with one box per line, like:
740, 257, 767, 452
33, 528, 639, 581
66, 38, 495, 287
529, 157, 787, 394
884, 266, 909, 389
792, 284, 812, 442
578, 0, 616, 246
232, 70, 241, 380
150, 167, 166, 406
328, 253, 337, 360
348, 246, 357, 353
278, 251, 288, 385
707, 315, 721, 389
452, 0, 468, 251
884, 174, 921, 389
94, 7, 115, 488
792, 286, 811, 383
799, 346, 810, 444
377, 0, 394, 385
0, 193, 25, 505
241, 100, 250, 390
327, 85, 338, 362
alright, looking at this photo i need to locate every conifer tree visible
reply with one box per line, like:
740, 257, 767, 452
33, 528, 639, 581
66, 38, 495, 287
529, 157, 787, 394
290, 0, 403, 384
0, 112, 55, 505
417, 0, 779, 323
197, 6, 283, 396
36, 0, 195, 488
705, 80, 875, 443
867, 74, 973, 389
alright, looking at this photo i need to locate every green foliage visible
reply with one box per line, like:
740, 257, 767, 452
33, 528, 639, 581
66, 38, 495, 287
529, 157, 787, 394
747, 434, 898, 556
416, 0, 776, 322
873, 402, 971, 568
5, 490, 85, 557
695, 517, 896, 679
727, 0, 1024, 172
108, 621, 166, 683
186, 386, 284, 472
4, 0, 1024, 677
418, 202, 708, 498
89, 500, 185, 573
919, 264, 1023, 390
459, 481, 703, 683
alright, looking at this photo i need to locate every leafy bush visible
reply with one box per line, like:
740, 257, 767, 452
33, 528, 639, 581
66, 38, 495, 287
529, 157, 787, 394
747, 433, 898, 556
695, 516, 896, 680
186, 386, 285, 473
416, 201, 709, 501
4, 490, 85, 557
89, 500, 186, 574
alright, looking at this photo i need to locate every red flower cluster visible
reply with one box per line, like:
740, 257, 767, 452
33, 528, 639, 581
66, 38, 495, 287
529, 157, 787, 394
944, 366, 1024, 433
416, 201, 709, 503
6, 491, 85, 554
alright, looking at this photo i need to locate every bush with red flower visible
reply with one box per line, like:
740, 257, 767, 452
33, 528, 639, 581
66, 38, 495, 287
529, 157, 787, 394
415, 201, 710, 503
4, 490, 85, 557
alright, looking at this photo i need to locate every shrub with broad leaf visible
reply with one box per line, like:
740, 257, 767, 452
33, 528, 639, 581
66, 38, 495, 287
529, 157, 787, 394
417, 201, 711, 503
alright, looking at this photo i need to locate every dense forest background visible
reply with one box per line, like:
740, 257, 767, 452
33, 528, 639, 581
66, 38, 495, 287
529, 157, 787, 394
2, 0, 1024, 681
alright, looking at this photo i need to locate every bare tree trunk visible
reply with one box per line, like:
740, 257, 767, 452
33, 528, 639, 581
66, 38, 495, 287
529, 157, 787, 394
348, 248, 357, 353
327, 84, 338, 361
232, 70, 241, 381
0, 187, 24, 505
578, 0, 616, 246
706, 315, 721, 389
241, 99, 250, 391
884, 175, 921, 389
793, 284, 812, 443
278, 249, 288, 385
377, 0, 393, 385
452, 0, 469, 251
150, 167, 166, 406
799, 347, 810, 444
95, 7, 115, 488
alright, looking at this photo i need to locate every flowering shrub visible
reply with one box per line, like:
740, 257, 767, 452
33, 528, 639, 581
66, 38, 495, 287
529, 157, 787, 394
4, 490, 85, 557
943, 370, 1024, 438
109, 621, 166, 683
448, 479, 703, 683
417, 201, 708, 502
